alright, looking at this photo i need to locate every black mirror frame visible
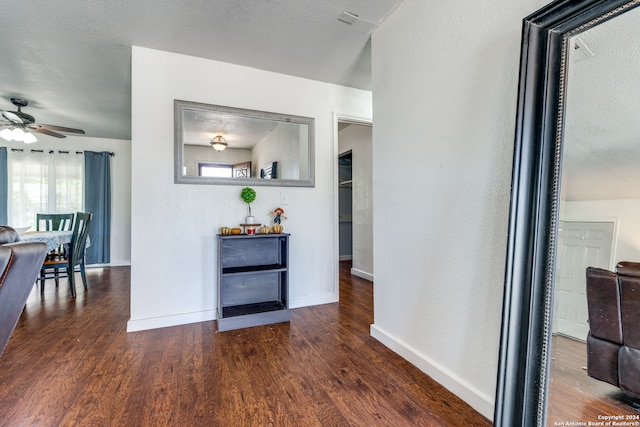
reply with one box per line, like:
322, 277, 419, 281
494, 0, 640, 426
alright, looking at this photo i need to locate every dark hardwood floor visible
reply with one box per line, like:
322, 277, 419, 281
547, 334, 640, 424
0, 262, 490, 426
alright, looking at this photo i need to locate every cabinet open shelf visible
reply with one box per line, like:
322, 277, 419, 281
217, 233, 290, 332
222, 301, 287, 318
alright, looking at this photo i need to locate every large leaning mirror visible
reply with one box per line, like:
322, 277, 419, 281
548, 6, 640, 425
494, 1, 640, 426
174, 100, 315, 187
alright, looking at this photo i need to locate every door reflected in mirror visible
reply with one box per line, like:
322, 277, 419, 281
174, 100, 315, 187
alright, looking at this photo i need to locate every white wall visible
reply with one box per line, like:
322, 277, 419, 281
129, 46, 372, 332
338, 124, 373, 280
370, 0, 548, 419
252, 122, 306, 180
1, 136, 131, 266
563, 199, 640, 266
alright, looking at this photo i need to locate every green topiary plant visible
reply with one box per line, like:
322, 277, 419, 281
240, 187, 256, 216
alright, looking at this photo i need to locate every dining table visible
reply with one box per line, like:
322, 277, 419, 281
18, 230, 88, 252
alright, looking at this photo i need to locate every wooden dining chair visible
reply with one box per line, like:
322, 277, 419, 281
35, 213, 75, 284
35, 213, 74, 232
39, 212, 92, 297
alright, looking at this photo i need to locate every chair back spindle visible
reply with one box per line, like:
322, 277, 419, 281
36, 213, 74, 232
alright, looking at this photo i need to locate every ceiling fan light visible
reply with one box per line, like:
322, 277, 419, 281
2, 98, 85, 139
211, 135, 228, 152
23, 131, 37, 144
0, 128, 13, 141
11, 127, 25, 142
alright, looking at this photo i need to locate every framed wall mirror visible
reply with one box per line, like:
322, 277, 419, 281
174, 100, 315, 187
494, 0, 640, 426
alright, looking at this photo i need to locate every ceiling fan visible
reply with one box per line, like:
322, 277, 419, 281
0, 97, 85, 143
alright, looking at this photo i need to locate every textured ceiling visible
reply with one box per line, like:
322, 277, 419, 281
0, 0, 402, 141
182, 108, 279, 149
562, 6, 640, 201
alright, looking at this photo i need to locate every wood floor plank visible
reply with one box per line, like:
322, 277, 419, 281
176, 324, 211, 424
547, 335, 640, 423
0, 263, 491, 426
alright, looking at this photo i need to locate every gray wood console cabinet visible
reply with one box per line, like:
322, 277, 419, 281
217, 233, 290, 332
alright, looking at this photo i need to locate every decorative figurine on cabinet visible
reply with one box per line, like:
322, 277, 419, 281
270, 207, 287, 233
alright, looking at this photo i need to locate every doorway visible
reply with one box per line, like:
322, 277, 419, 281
336, 119, 373, 283
338, 150, 353, 261
553, 220, 615, 340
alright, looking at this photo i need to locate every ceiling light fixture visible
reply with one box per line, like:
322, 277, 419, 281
11, 128, 25, 141
0, 126, 37, 144
23, 131, 38, 144
210, 135, 228, 151
0, 128, 13, 141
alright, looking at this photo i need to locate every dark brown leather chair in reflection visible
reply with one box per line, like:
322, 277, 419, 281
38, 212, 92, 297
0, 226, 48, 356
586, 262, 640, 396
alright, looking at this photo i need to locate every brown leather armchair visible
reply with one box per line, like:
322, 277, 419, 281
586, 262, 640, 396
0, 226, 48, 356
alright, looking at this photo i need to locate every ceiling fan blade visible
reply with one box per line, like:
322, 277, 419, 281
1, 110, 23, 124
32, 127, 66, 138
33, 124, 85, 134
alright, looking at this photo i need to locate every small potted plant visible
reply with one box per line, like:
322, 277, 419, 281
240, 187, 257, 224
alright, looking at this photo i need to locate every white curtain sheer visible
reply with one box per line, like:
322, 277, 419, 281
7, 150, 84, 229
53, 152, 84, 213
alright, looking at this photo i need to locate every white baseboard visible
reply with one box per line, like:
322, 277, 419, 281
126, 292, 338, 332
105, 261, 131, 267
339, 255, 353, 261
289, 292, 338, 309
87, 261, 131, 268
370, 323, 494, 421
350, 268, 373, 282
127, 309, 216, 332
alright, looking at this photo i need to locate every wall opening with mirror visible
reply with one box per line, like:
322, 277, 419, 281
174, 100, 314, 187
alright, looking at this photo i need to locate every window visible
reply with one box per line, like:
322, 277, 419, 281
7, 150, 84, 228
198, 163, 233, 178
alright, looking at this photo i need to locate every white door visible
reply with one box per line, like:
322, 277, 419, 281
553, 220, 614, 341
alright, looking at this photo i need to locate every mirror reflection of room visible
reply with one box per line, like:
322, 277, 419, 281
547, 6, 640, 421
179, 104, 310, 181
